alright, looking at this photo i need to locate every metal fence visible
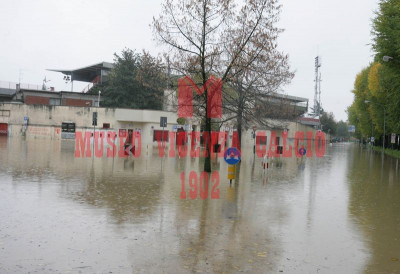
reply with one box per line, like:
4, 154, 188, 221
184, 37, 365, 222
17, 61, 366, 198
0, 81, 41, 91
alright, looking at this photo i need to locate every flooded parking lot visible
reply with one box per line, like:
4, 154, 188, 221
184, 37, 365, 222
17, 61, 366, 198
0, 137, 400, 273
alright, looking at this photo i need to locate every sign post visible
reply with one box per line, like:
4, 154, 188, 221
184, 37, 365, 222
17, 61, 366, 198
299, 147, 307, 157
160, 117, 167, 153
92, 112, 97, 154
23, 116, 28, 136
92, 112, 97, 126
224, 147, 241, 185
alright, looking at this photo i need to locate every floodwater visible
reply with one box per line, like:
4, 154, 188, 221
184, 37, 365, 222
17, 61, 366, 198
0, 137, 399, 273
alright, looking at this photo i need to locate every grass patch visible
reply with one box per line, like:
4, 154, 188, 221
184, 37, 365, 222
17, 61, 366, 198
372, 146, 400, 158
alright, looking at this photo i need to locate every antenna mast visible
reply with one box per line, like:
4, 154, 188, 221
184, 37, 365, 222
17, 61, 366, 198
313, 56, 322, 122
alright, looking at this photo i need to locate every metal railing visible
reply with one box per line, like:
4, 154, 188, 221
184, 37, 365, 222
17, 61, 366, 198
0, 81, 43, 91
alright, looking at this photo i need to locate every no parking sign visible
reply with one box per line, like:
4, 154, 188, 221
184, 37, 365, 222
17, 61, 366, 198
224, 147, 241, 182
224, 147, 241, 165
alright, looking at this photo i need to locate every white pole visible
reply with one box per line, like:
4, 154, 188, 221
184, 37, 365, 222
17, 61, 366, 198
98, 90, 101, 107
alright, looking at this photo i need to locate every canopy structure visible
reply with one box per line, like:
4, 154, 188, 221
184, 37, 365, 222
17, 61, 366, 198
47, 62, 113, 87
260, 92, 309, 119
297, 117, 320, 126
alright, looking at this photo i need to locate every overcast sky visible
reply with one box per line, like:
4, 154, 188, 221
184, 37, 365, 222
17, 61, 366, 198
0, 0, 379, 121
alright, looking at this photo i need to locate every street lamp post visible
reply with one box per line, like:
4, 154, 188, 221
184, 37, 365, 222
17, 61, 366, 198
383, 56, 393, 62
98, 90, 101, 107
365, 100, 386, 152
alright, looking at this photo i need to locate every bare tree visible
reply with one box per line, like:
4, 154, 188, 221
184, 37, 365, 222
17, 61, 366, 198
222, 45, 294, 145
153, 0, 291, 172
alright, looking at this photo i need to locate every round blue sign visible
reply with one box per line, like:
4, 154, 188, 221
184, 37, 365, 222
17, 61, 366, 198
224, 147, 241, 165
299, 147, 307, 156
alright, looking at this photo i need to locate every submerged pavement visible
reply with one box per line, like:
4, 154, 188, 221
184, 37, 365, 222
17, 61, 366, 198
0, 137, 399, 273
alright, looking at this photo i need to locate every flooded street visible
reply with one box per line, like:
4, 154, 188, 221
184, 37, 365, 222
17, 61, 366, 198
0, 137, 400, 273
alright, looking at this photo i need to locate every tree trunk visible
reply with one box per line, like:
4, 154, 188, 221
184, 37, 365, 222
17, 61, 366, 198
202, 1, 211, 173
236, 86, 244, 150
204, 115, 212, 172
237, 110, 243, 150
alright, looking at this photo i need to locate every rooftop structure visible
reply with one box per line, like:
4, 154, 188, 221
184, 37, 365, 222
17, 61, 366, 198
0, 88, 16, 102
258, 92, 309, 120
48, 62, 113, 91
297, 117, 320, 126
14, 88, 99, 107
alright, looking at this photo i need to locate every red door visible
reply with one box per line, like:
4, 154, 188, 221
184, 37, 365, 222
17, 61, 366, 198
153, 130, 169, 142
0, 123, 8, 136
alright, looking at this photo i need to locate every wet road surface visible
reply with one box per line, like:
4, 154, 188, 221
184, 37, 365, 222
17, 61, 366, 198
0, 137, 399, 273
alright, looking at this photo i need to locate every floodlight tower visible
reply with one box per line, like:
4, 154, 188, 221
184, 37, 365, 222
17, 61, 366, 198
313, 56, 322, 119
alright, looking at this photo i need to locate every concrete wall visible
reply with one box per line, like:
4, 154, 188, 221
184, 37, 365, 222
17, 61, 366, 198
64, 98, 94, 107
16, 90, 99, 107
0, 103, 328, 154
239, 121, 328, 148
0, 103, 184, 146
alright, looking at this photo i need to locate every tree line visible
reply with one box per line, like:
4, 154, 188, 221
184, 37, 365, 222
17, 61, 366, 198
91, 0, 296, 172
348, 0, 400, 147
319, 111, 350, 140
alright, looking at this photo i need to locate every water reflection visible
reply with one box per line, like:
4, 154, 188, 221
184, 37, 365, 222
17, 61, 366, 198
0, 138, 398, 272
347, 145, 400, 273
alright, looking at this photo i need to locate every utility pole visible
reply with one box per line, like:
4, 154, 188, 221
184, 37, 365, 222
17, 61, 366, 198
314, 56, 322, 129
98, 90, 101, 107
318, 72, 322, 129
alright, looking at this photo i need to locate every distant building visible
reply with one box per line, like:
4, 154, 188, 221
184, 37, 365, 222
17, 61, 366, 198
297, 117, 320, 127
48, 62, 113, 92
0, 87, 16, 102
260, 93, 309, 119
13, 89, 99, 107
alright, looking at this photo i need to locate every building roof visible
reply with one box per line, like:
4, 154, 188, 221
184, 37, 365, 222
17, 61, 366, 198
18, 88, 98, 98
297, 117, 320, 126
0, 87, 16, 97
47, 61, 113, 82
265, 92, 308, 103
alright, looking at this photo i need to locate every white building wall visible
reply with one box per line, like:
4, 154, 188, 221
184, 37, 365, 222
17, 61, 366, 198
0, 103, 328, 155
0, 103, 188, 147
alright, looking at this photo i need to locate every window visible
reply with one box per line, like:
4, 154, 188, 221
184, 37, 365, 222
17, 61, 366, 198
256, 135, 267, 145
153, 130, 169, 142
276, 137, 282, 155
62, 122, 75, 133
50, 98, 61, 106
0, 110, 10, 117
103, 123, 110, 129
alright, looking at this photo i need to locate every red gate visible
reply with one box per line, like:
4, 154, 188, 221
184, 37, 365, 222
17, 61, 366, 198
0, 123, 8, 136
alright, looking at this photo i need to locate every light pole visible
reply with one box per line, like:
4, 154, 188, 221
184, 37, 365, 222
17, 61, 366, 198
365, 100, 386, 152
383, 55, 393, 62
98, 90, 101, 107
